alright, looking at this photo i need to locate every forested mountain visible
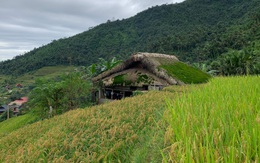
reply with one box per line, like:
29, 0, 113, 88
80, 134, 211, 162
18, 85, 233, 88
0, 0, 259, 75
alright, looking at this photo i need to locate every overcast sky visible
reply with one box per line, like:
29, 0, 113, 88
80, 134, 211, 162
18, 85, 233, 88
0, 0, 184, 61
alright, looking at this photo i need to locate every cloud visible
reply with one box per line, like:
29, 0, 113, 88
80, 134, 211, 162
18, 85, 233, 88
0, 0, 184, 61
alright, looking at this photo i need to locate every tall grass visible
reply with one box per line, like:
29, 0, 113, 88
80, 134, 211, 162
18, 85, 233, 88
0, 90, 177, 162
1, 76, 258, 162
0, 113, 38, 137
164, 76, 260, 162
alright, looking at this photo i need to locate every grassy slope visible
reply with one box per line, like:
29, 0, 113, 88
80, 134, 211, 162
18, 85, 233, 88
0, 76, 258, 162
0, 88, 181, 162
0, 66, 74, 104
0, 75, 8, 83
0, 113, 38, 137
16, 66, 75, 85
0, 66, 74, 86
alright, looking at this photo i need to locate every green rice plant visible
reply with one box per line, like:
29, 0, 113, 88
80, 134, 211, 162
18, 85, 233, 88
0, 113, 38, 137
0, 89, 179, 162
2, 76, 257, 162
163, 76, 260, 162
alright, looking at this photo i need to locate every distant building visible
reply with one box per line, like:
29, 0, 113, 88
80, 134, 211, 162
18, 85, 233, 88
16, 83, 23, 88
8, 97, 28, 115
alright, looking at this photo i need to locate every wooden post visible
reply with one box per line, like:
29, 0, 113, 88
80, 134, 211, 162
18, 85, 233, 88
7, 105, 9, 119
111, 90, 114, 100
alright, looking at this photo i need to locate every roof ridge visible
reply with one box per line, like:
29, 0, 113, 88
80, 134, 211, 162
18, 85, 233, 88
132, 52, 179, 61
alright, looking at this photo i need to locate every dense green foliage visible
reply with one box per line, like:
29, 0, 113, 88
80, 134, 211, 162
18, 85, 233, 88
0, 66, 75, 109
160, 62, 211, 84
28, 72, 93, 119
211, 41, 260, 75
0, 0, 259, 75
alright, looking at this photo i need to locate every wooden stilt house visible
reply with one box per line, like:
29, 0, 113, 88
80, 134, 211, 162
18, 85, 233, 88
92, 52, 211, 103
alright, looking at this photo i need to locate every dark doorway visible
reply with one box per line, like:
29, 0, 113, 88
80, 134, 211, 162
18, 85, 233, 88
125, 91, 133, 97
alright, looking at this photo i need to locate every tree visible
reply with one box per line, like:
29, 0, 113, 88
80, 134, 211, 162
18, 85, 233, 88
9, 91, 22, 101
211, 49, 259, 75
192, 62, 218, 76
28, 72, 93, 119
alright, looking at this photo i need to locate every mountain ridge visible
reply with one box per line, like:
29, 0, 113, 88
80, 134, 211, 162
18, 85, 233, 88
0, 0, 259, 75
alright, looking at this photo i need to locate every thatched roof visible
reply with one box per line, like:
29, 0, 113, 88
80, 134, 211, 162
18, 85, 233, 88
92, 52, 183, 86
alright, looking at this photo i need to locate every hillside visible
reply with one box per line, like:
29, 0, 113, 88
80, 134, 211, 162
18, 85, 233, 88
0, 113, 38, 137
0, 66, 74, 105
0, 89, 179, 162
0, 0, 259, 75
0, 76, 259, 162
15, 66, 75, 85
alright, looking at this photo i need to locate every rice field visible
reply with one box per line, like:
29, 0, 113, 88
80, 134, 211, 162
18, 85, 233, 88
16, 66, 75, 85
0, 76, 258, 162
0, 113, 38, 137
163, 76, 260, 162
0, 89, 178, 162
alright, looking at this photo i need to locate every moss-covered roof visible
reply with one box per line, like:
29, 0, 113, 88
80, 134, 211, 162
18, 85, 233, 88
92, 52, 211, 86
160, 62, 211, 84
